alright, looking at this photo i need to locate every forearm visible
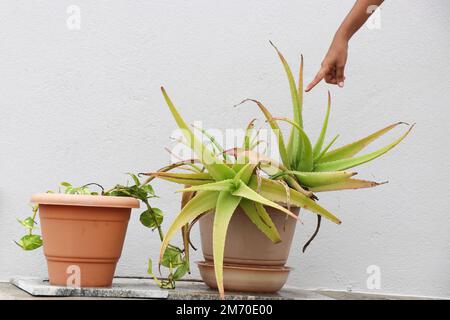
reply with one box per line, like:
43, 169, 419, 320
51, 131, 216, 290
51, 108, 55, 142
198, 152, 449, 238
334, 0, 384, 42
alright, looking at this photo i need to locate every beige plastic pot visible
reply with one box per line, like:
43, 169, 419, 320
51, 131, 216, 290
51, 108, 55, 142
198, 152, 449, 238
199, 206, 299, 266
31, 193, 139, 287
198, 205, 299, 293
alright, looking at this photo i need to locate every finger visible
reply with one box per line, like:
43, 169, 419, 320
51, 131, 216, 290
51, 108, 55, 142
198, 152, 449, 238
305, 68, 326, 92
336, 66, 345, 87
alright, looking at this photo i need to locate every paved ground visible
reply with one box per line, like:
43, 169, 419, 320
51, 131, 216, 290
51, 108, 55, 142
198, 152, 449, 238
0, 278, 441, 300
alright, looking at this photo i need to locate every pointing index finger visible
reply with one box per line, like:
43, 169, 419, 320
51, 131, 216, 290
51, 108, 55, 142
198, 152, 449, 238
305, 69, 326, 92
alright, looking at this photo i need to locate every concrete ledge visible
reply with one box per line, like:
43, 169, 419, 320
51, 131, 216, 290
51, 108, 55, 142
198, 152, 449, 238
3, 277, 444, 300
7, 276, 332, 300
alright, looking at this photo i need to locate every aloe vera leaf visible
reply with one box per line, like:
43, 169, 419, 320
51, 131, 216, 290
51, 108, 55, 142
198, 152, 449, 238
234, 162, 257, 184
273, 117, 313, 172
177, 179, 233, 193
309, 178, 386, 192
226, 148, 285, 176
287, 171, 356, 187
270, 42, 303, 161
240, 199, 281, 243
213, 191, 242, 299
232, 181, 297, 219
317, 122, 409, 164
313, 91, 331, 159
243, 118, 256, 150
315, 134, 339, 162
249, 176, 341, 224
237, 99, 290, 168
314, 125, 414, 172
159, 191, 219, 265
148, 172, 214, 186
161, 87, 235, 181
192, 124, 232, 162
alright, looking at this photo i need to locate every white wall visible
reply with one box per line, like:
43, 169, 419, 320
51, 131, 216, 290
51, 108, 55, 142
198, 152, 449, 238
1, 0, 449, 298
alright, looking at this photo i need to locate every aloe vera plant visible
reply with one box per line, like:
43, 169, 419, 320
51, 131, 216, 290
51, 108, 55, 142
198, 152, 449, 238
151, 45, 412, 298
231, 42, 414, 250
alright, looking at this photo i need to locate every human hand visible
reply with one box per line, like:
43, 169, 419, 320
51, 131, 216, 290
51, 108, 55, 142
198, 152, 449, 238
305, 37, 348, 92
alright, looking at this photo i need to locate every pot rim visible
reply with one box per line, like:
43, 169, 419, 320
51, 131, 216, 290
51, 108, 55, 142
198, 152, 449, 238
196, 261, 292, 273
31, 193, 140, 209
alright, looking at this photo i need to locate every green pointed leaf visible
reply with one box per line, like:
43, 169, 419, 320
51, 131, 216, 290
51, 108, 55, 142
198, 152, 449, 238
17, 217, 37, 230
127, 173, 141, 186
234, 163, 256, 185
243, 119, 256, 150
16, 234, 43, 251
315, 134, 339, 162
314, 125, 414, 172
273, 117, 313, 172
159, 191, 219, 263
237, 99, 289, 168
173, 260, 190, 280
150, 172, 214, 186
213, 191, 242, 299
240, 199, 281, 243
317, 122, 408, 163
249, 176, 341, 224
161, 87, 235, 181
177, 179, 233, 193
161, 246, 184, 268
226, 148, 285, 176
313, 91, 331, 158
192, 124, 231, 162
309, 178, 385, 192
232, 181, 297, 219
270, 41, 303, 130
287, 171, 356, 187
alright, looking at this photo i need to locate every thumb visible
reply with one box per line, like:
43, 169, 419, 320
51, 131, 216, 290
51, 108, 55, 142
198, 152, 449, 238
336, 66, 345, 88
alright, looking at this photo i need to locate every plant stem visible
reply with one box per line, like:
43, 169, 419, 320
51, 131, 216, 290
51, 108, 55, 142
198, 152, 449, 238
144, 200, 164, 241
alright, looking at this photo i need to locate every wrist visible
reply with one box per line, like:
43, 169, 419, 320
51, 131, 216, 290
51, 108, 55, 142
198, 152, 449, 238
334, 28, 351, 44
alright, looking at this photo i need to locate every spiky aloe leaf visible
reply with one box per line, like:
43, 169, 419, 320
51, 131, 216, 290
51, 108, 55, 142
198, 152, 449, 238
287, 171, 356, 187
161, 87, 235, 181
315, 134, 339, 162
270, 42, 303, 167
148, 172, 214, 186
234, 162, 256, 185
159, 191, 218, 265
313, 91, 331, 158
249, 176, 341, 224
237, 99, 290, 168
177, 180, 233, 193
226, 148, 284, 176
243, 119, 256, 150
317, 122, 408, 164
309, 178, 386, 192
273, 117, 313, 172
192, 124, 232, 162
232, 181, 297, 219
240, 199, 281, 243
314, 125, 414, 172
213, 190, 242, 299
225, 148, 314, 198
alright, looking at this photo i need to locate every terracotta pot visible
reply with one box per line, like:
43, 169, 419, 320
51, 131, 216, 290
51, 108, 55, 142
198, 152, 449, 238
31, 193, 139, 287
199, 206, 299, 266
